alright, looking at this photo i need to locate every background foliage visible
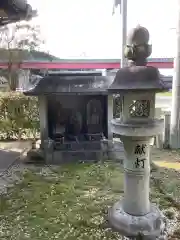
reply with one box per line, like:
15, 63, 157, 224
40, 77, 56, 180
0, 92, 39, 140
0, 22, 44, 90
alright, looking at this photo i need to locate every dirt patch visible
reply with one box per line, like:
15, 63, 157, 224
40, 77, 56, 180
152, 148, 180, 170
151, 148, 180, 239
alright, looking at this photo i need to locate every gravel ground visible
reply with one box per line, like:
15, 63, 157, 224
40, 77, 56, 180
0, 163, 171, 240
0, 141, 31, 194
0, 142, 179, 239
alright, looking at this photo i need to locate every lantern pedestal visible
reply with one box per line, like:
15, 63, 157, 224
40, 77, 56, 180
108, 119, 166, 238
109, 203, 165, 239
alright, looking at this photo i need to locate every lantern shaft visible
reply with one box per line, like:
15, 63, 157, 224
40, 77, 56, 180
123, 138, 151, 216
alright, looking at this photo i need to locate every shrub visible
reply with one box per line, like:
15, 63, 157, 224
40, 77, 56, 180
0, 92, 39, 140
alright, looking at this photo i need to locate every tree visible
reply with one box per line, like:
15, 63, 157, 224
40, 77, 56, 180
0, 22, 45, 90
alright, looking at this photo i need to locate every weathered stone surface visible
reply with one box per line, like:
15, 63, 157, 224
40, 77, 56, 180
109, 202, 166, 239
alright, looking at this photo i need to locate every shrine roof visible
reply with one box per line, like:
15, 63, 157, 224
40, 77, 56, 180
23, 73, 114, 96
0, 49, 60, 62
0, 1, 36, 26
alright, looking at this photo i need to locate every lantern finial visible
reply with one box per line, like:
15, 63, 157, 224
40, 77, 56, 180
124, 25, 152, 66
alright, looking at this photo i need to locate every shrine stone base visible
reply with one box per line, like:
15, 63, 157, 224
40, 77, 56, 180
109, 201, 167, 239
26, 139, 125, 164
27, 148, 103, 164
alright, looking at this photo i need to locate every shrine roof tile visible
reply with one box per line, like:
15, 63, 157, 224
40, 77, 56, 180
23, 74, 114, 96
0, 0, 36, 26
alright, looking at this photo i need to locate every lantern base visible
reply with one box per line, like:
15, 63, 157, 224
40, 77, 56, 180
108, 201, 166, 239
110, 119, 164, 137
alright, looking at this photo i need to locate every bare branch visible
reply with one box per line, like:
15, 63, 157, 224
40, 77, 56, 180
0, 22, 45, 90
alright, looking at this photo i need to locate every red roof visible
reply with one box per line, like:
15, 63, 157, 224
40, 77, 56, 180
0, 58, 174, 69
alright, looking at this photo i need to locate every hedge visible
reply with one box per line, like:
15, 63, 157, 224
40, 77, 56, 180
0, 92, 40, 140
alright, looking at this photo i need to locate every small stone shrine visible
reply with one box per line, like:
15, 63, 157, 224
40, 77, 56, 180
23, 71, 114, 163
108, 26, 168, 239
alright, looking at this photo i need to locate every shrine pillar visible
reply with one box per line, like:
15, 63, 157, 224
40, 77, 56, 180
38, 96, 48, 148
107, 95, 113, 140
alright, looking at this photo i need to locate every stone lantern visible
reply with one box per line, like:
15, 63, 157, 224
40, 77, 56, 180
108, 26, 168, 239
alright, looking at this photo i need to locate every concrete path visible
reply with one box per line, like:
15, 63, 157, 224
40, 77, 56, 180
155, 95, 172, 109
0, 141, 31, 173
0, 149, 19, 173
152, 148, 180, 171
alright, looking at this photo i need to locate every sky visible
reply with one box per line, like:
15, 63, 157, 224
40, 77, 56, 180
28, 0, 177, 59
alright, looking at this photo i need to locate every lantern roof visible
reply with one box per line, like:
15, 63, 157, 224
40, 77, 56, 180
108, 65, 168, 93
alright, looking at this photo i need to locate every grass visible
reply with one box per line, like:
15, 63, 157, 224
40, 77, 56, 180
152, 149, 180, 202
0, 163, 124, 240
156, 92, 172, 97
0, 162, 179, 239
152, 166, 180, 207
